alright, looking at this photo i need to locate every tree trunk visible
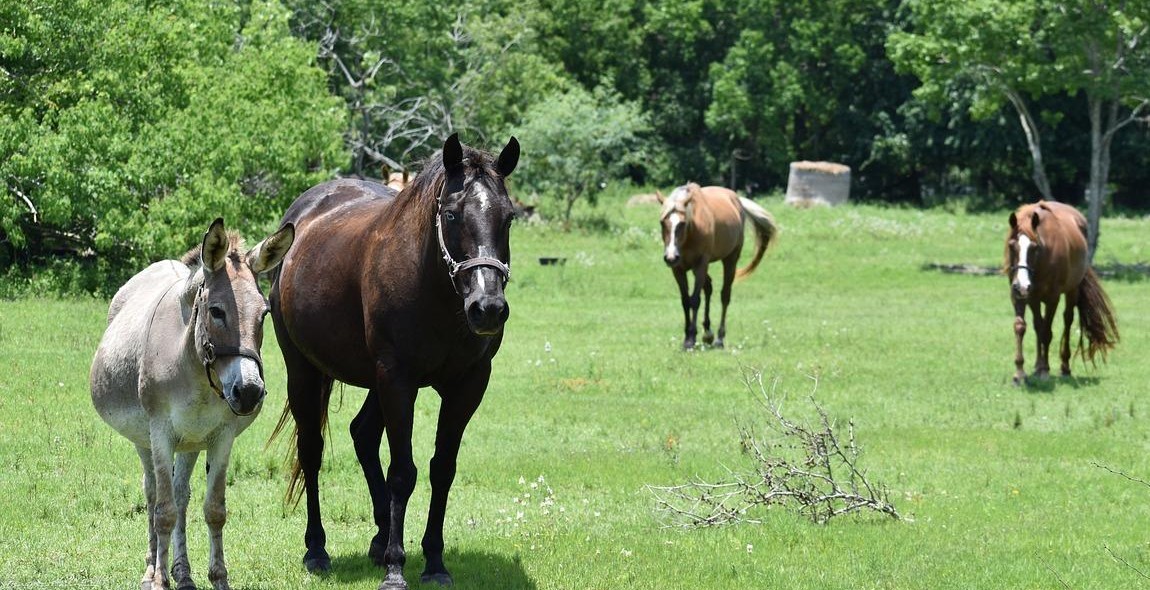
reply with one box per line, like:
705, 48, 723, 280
1005, 89, 1054, 201
1085, 94, 1117, 265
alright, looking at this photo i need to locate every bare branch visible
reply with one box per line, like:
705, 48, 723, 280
1106, 544, 1150, 581
1092, 461, 1150, 489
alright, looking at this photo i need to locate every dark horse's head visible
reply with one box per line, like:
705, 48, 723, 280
430, 133, 520, 335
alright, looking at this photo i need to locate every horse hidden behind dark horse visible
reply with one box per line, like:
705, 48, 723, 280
1005, 200, 1119, 385
269, 134, 519, 589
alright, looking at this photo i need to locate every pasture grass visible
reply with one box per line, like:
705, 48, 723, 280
2, 192, 1149, 589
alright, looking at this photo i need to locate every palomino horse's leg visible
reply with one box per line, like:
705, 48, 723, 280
1059, 292, 1077, 376
147, 426, 178, 590
1012, 299, 1028, 385
701, 273, 715, 345
171, 451, 199, 590
672, 267, 695, 350
136, 446, 159, 590
351, 389, 390, 565
203, 435, 236, 590
422, 365, 491, 586
285, 358, 333, 573
1035, 299, 1058, 380
377, 372, 419, 590
716, 258, 738, 349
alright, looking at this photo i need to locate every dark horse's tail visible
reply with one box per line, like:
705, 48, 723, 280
1076, 267, 1119, 365
735, 196, 779, 280
267, 382, 333, 506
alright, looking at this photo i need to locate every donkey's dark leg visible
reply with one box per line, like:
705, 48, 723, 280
1059, 292, 1077, 377
672, 267, 695, 350
284, 354, 333, 573
422, 365, 491, 585
701, 272, 715, 345
714, 257, 738, 349
1012, 299, 1028, 385
377, 371, 419, 590
1034, 299, 1057, 380
351, 390, 390, 566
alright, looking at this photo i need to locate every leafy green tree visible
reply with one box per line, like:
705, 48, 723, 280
888, 0, 1150, 259
1, 0, 346, 274
512, 86, 653, 223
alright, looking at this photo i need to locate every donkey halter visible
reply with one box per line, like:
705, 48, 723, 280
193, 286, 265, 404
435, 188, 511, 291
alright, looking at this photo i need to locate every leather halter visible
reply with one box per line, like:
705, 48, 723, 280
435, 193, 511, 292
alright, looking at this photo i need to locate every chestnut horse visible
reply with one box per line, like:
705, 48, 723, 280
1005, 200, 1119, 385
658, 183, 778, 350
91, 218, 295, 590
269, 134, 519, 589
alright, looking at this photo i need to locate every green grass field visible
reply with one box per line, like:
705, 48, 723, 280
2, 193, 1148, 589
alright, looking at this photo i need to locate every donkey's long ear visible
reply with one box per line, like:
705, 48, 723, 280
248, 223, 295, 275
496, 136, 520, 177
443, 133, 464, 195
201, 218, 229, 273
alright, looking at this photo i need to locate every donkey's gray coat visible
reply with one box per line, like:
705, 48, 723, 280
91, 218, 293, 590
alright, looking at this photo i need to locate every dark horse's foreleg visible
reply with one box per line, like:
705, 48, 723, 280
285, 357, 333, 573
1059, 292, 1077, 377
422, 365, 491, 586
377, 370, 419, 590
672, 268, 696, 350
701, 273, 715, 345
351, 390, 390, 566
1012, 299, 1028, 385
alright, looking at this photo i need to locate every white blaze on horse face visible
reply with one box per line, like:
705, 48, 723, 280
1014, 234, 1033, 293
664, 213, 684, 259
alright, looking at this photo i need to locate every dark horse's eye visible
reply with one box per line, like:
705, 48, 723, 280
209, 306, 226, 320
444, 211, 457, 223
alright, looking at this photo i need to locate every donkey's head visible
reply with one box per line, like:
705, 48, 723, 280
190, 218, 294, 416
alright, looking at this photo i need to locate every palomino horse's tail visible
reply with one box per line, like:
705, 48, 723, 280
267, 382, 333, 506
735, 196, 779, 280
1076, 267, 1119, 365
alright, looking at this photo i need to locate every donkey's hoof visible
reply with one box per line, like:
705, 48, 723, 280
421, 571, 454, 586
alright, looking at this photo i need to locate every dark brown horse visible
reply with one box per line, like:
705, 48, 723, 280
269, 134, 520, 589
1005, 200, 1119, 385
657, 183, 778, 350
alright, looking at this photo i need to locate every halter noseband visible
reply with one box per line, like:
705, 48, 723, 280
435, 196, 511, 292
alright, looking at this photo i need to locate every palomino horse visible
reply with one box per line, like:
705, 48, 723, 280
658, 183, 778, 349
269, 134, 519, 589
90, 218, 295, 590
1005, 200, 1119, 384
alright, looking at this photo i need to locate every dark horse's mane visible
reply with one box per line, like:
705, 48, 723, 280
377, 142, 504, 242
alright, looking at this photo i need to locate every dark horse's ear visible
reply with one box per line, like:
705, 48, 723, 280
496, 136, 520, 177
443, 133, 464, 195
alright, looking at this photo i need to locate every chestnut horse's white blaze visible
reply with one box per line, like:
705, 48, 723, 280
1011, 234, 1034, 297
657, 183, 778, 350
90, 218, 294, 590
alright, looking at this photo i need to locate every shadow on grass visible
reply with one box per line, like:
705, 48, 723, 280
325, 550, 535, 589
1020, 374, 1102, 393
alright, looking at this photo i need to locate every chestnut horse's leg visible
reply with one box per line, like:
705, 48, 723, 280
351, 390, 390, 565
136, 446, 159, 590
377, 371, 419, 590
701, 272, 715, 345
1059, 291, 1077, 377
171, 452, 199, 590
714, 256, 738, 349
1012, 299, 1028, 385
284, 357, 333, 573
672, 267, 695, 350
1035, 298, 1058, 380
422, 364, 491, 586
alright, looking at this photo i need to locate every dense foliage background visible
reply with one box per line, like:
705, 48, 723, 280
2, 0, 1147, 293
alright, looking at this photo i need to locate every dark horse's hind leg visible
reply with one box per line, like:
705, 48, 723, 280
351, 390, 390, 566
421, 365, 490, 586
282, 344, 334, 573
701, 273, 715, 345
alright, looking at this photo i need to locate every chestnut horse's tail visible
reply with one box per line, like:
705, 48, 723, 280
735, 196, 779, 280
1076, 267, 1119, 365
267, 381, 333, 506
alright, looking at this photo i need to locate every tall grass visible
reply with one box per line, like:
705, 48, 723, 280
1, 192, 1148, 589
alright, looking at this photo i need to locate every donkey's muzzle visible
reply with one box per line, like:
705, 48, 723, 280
227, 382, 266, 416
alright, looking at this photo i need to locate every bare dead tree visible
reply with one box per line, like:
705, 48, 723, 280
647, 370, 900, 527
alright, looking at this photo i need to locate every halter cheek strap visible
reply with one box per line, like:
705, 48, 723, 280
435, 203, 511, 291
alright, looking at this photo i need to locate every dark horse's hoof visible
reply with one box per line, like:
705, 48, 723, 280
378, 566, 408, 590
421, 571, 454, 586
303, 548, 332, 574
368, 535, 387, 567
